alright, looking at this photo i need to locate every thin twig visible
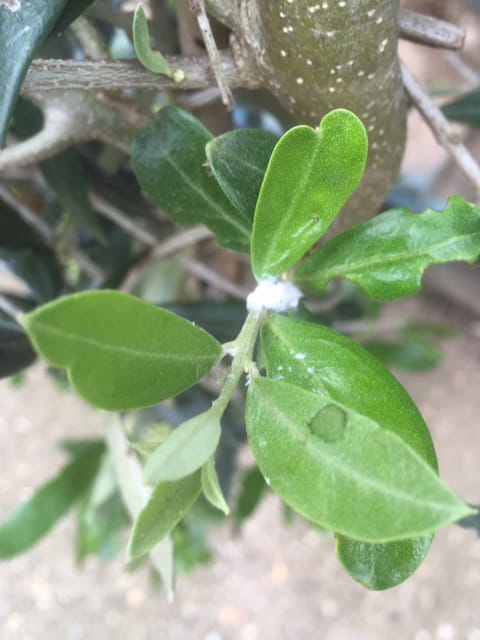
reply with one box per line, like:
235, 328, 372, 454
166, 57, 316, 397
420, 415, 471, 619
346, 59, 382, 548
69, 247, 106, 283
401, 62, 480, 195
90, 193, 157, 247
445, 51, 480, 90
186, 0, 234, 109
120, 226, 214, 292
175, 254, 249, 300
22, 54, 256, 94
398, 10, 465, 51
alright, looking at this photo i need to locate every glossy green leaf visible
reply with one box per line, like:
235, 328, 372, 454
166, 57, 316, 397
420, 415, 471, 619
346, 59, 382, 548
251, 109, 368, 279
132, 106, 252, 252
335, 536, 433, 590
247, 376, 471, 542
201, 458, 229, 515
127, 471, 202, 559
261, 315, 440, 587
0, 441, 103, 558
143, 411, 221, 484
206, 129, 278, 219
132, 4, 172, 77
0, 0, 68, 145
21, 290, 222, 411
295, 196, 480, 300
442, 90, 480, 127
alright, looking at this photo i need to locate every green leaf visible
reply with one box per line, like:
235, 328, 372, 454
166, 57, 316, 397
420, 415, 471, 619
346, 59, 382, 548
442, 90, 480, 127
143, 411, 221, 484
251, 109, 368, 279
127, 472, 202, 559
261, 315, 441, 587
0, 0, 68, 145
247, 376, 471, 542
201, 458, 229, 515
335, 536, 433, 590
132, 106, 252, 252
206, 129, 278, 219
21, 290, 222, 411
295, 196, 480, 300
0, 441, 103, 558
132, 4, 173, 77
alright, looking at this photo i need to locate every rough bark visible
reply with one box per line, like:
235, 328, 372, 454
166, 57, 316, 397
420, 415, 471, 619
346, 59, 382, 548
207, 0, 406, 231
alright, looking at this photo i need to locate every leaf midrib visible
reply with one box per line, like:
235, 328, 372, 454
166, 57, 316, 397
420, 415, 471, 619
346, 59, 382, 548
32, 322, 218, 363
299, 228, 480, 286
257, 131, 323, 274
268, 391, 456, 519
165, 156, 251, 240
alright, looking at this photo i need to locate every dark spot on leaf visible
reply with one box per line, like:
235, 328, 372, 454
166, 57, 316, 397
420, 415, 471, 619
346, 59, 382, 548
309, 404, 347, 443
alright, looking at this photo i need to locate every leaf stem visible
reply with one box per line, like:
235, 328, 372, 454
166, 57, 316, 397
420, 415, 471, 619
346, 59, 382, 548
212, 310, 263, 417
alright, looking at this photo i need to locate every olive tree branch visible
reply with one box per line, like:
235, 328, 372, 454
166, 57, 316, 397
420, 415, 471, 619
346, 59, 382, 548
401, 62, 480, 195
398, 10, 465, 50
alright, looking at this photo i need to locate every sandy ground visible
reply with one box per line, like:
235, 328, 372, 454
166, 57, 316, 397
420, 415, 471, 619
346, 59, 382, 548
0, 295, 480, 640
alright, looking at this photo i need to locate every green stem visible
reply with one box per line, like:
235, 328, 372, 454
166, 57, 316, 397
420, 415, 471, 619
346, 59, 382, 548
212, 310, 263, 417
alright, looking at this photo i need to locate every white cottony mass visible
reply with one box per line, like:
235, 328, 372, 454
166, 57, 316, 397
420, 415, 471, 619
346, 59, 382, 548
246, 280, 303, 313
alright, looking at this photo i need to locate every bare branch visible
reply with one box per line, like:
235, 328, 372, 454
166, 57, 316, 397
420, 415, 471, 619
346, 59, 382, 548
398, 10, 465, 51
0, 91, 140, 171
23, 54, 257, 94
120, 226, 214, 293
401, 62, 480, 195
175, 254, 249, 300
188, 0, 235, 109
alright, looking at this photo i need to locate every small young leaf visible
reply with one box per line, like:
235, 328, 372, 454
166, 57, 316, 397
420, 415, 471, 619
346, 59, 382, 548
295, 196, 480, 300
0, 442, 104, 559
262, 314, 439, 586
127, 472, 202, 559
132, 106, 252, 252
246, 376, 471, 542
22, 291, 222, 411
143, 412, 221, 484
251, 109, 368, 279
206, 129, 278, 219
132, 4, 173, 77
201, 458, 229, 515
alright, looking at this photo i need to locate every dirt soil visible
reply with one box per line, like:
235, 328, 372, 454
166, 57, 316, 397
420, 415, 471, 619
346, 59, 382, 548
0, 294, 479, 640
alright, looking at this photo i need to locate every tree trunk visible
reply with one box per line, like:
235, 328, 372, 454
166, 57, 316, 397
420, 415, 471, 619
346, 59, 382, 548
207, 0, 406, 232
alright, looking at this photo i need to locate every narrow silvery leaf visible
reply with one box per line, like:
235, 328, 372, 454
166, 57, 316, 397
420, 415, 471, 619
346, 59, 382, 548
132, 107, 252, 252
127, 472, 202, 559
201, 458, 229, 515
251, 109, 367, 279
295, 196, 480, 300
22, 291, 222, 411
143, 412, 221, 484
246, 376, 472, 542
